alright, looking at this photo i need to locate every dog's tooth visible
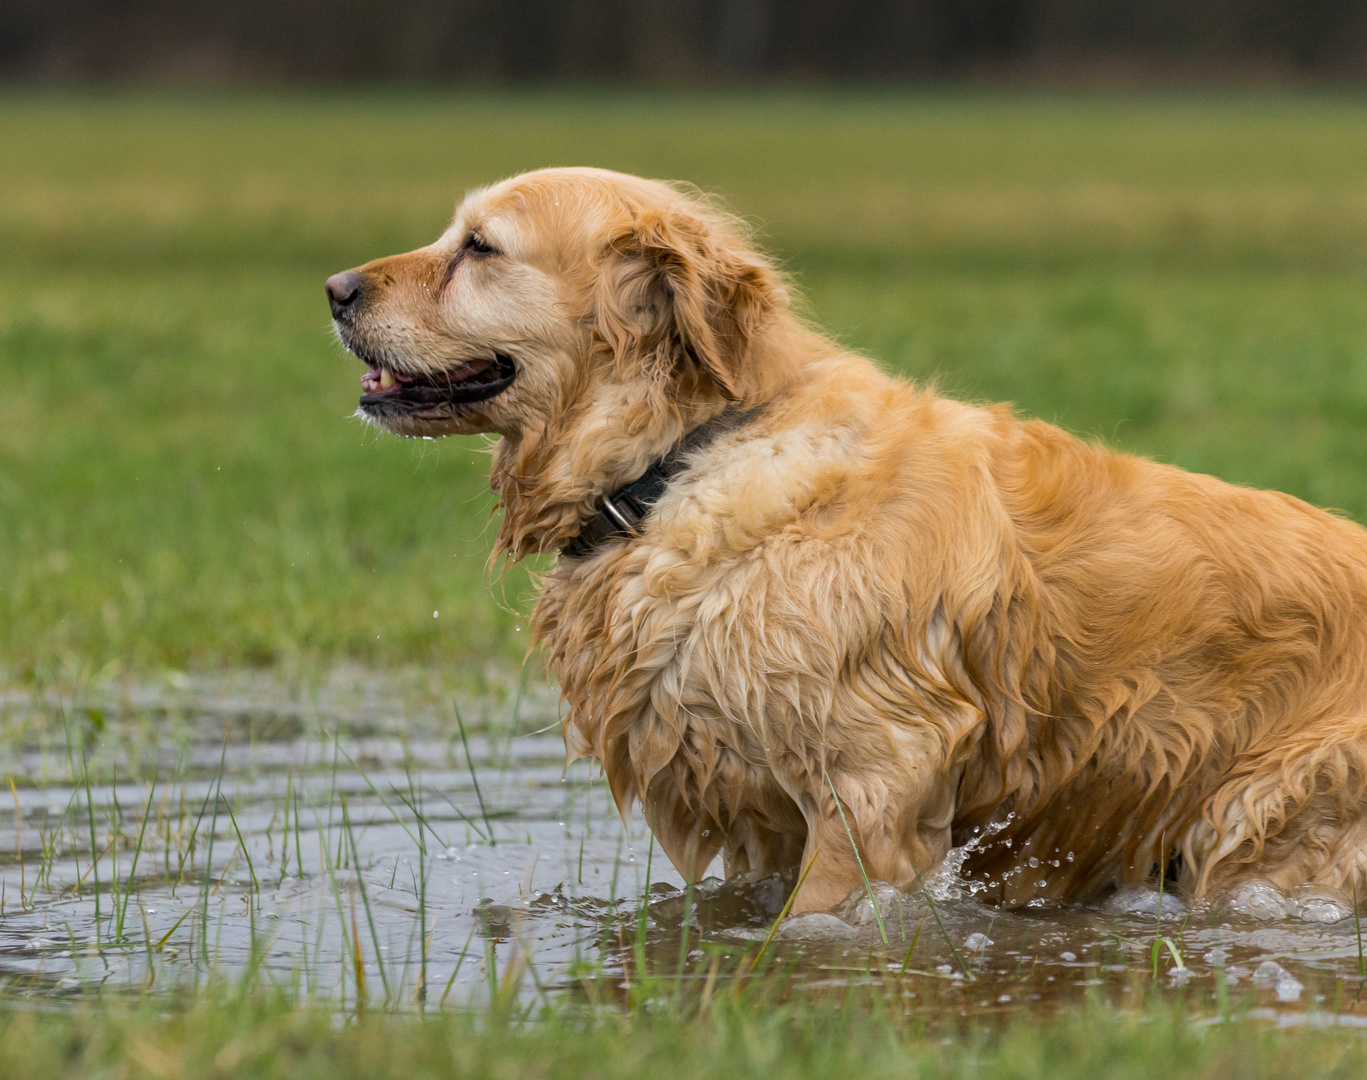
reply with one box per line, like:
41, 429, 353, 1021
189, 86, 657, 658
380, 368, 395, 389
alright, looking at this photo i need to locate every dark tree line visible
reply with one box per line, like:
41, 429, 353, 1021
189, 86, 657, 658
3, 0, 1366, 81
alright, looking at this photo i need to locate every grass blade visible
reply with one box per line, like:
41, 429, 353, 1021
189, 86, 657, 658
9, 776, 24, 912
114, 781, 156, 942
900, 908, 929, 974
751, 845, 822, 974
350, 883, 368, 1011
154, 904, 195, 951
454, 705, 496, 846
1356, 883, 1365, 979
823, 768, 888, 945
223, 792, 259, 894
439, 926, 478, 1008
908, 861, 973, 981
342, 797, 390, 1001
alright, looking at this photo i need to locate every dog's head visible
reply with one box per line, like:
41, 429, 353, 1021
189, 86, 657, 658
327, 168, 789, 448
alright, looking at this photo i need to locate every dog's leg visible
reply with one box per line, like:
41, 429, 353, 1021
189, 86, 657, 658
643, 774, 726, 882
788, 829, 866, 913
721, 812, 807, 878
640, 746, 809, 883
784, 767, 956, 914
1186, 735, 1367, 901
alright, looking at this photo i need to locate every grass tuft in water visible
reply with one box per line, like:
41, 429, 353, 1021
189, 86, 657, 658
823, 769, 888, 945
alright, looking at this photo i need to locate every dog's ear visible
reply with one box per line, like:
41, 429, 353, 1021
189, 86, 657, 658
591, 207, 784, 401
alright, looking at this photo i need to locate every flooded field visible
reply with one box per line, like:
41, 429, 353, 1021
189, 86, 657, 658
0, 667, 1365, 1024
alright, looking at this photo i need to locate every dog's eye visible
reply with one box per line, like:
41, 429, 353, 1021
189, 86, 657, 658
463, 232, 498, 257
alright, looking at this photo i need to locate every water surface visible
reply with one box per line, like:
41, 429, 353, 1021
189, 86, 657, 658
0, 668, 1362, 1025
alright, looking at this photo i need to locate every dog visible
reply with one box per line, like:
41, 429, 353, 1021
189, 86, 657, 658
327, 167, 1367, 913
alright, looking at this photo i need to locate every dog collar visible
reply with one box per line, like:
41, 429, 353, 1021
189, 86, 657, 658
560, 406, 762, 560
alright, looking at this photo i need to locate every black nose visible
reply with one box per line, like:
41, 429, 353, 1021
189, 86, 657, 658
325, 271, 364, 318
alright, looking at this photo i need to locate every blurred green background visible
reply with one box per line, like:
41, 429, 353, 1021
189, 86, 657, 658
5, 90, 1367, 680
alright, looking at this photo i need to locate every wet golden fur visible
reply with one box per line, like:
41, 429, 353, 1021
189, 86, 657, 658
333, 167, 1367, 912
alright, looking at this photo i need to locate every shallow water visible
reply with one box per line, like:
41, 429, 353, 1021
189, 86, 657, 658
0, 668, 1365, 1023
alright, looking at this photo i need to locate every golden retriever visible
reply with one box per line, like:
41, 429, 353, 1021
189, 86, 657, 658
327, 167, 1367, 913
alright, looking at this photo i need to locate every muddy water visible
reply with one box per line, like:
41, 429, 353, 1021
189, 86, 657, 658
0, 668, 1364, 1022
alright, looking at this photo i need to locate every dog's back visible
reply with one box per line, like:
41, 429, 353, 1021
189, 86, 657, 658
958, 412, 1367, 901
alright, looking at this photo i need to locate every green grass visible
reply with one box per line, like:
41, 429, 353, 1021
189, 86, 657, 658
6, 88, 1367, 680
0, 985, 1362, 1080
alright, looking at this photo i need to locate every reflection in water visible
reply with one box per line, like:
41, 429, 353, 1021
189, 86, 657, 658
0, 668, 1364, 1022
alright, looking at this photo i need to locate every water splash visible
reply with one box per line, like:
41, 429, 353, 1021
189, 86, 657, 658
1225, 881, 1350, 923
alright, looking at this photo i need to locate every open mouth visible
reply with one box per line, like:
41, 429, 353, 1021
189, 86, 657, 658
357, 354, 516, 417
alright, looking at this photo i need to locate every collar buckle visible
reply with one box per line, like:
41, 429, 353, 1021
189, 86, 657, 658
560, 405, 762, 560
600, 492, 643, 533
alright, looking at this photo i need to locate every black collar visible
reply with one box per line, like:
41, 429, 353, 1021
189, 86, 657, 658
560, 406, 762, 560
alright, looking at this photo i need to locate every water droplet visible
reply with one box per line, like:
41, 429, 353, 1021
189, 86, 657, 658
1028, 857, 1040, 868
1060, 951, 1077, 962
1036, 880, 1048, 888
515, 625, 522, 631
433, 611, 439, 618
701, 829, 710, 837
